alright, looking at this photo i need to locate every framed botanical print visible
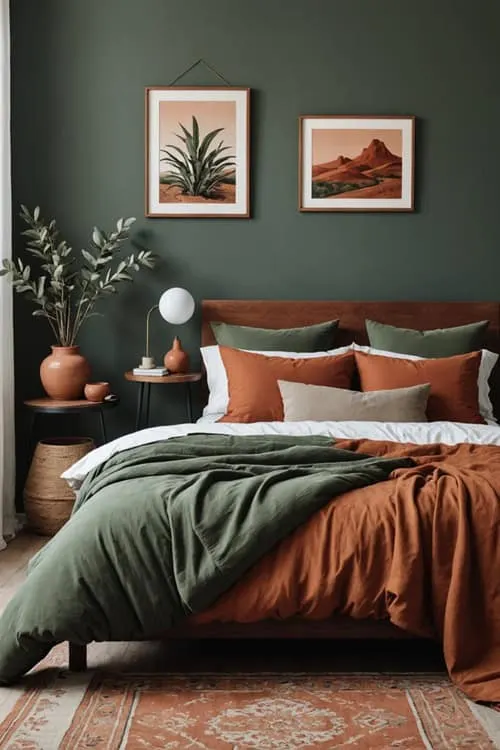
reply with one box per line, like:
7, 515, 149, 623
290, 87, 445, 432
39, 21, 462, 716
146, 87, 250, 218
299, 115, 415, 212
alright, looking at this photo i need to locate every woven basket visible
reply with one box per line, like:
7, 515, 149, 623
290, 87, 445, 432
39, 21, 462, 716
24, 437, 95, 536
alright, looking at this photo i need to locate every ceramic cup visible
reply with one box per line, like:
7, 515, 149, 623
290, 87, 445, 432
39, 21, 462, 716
84, 381, 111, 403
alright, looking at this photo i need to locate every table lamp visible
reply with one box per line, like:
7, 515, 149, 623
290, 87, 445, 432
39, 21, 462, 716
140, 287, 195, 372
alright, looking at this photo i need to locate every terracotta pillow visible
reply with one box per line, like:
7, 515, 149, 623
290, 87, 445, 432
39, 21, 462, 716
218, 347, 355, 423
354, 350, 484, 423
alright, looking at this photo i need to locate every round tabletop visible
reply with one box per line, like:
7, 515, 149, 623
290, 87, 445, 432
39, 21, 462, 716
24, 397, 119, 413
124, 371, 202, 384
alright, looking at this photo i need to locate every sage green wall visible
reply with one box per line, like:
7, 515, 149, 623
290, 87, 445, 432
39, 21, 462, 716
10, 1, 500, 452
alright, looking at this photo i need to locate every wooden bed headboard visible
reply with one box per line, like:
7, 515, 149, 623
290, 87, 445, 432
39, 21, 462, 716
201, 299, 500, 415
202, 300, 500, 349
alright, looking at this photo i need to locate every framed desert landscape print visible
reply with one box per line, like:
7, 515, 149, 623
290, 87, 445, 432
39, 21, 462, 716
299, 115, 415, 212
146, 87, 250, 218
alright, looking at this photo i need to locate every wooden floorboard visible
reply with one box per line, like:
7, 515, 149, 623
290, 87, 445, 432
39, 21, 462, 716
0, 533, 46, 609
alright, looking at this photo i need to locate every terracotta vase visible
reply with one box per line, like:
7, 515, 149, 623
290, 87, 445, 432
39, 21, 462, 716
40, 346, 91, 401
164, 337, 189, 373
84, 381, 110, 403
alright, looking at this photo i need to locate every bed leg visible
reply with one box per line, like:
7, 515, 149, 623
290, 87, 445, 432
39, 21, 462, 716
68, 642, 87, 672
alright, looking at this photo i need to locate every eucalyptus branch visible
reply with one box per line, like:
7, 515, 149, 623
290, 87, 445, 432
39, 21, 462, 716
0, 206, 156, 346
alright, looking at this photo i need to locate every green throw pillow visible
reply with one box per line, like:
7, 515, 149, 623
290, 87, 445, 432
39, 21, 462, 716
211, 319, 339, 352
365, 318, 489, 358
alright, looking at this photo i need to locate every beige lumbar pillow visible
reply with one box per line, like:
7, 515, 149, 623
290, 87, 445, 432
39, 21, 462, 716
278, 380, 430, 422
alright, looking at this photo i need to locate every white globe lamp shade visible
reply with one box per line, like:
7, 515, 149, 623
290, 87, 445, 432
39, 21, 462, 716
158, 287, 195, 325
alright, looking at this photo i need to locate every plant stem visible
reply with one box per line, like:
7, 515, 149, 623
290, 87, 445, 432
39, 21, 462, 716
44, 313, 60, 343
71, 294, 97, 344
65, 298, 72, 346
71, 279, 91, 343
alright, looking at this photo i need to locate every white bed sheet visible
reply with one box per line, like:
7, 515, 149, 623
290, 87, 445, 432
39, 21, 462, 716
62, 419, 500, 489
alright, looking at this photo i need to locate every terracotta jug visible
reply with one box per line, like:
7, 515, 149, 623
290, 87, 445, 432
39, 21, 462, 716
164, 337, 189, 373
40, 346, 91, 400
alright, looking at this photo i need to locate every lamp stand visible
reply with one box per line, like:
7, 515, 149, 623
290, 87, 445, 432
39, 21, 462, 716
139, 305, 159, 369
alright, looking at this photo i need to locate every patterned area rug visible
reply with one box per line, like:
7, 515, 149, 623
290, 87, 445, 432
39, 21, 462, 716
0, 671, 497, 749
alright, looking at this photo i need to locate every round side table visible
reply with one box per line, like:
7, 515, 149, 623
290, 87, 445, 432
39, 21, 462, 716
124, 372, 202, 430
24, 397, 119, 450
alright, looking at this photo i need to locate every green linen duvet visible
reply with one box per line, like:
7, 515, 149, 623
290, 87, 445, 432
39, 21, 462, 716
0, 434, 413, 683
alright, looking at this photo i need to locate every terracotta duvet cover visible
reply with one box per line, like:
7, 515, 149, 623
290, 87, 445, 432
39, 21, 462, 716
193, 439, 500, 703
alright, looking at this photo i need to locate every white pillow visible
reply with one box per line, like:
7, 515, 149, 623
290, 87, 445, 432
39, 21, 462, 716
201, 344, 353, 417
352, 343, 498, 425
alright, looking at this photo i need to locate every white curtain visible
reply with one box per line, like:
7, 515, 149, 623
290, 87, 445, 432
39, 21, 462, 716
0, 0, 15, 551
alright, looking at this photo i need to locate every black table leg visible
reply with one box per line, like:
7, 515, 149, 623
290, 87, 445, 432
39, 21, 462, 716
98, 409, 107, 444
135, 383, 145, 431
144, 383, 152, 428
186, 383, 193, 423
26, 411, 38, 474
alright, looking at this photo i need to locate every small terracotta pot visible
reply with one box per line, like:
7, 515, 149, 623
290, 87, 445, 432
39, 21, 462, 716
164, 336, 189, 373
40, 346, 91, 401
84, 381, 110, 402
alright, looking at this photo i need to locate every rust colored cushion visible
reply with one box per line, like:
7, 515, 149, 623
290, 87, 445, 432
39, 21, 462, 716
218, 347, 355, 423
354, 350, 484, 423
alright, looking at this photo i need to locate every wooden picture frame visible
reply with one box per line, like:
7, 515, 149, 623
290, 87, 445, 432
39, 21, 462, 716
299, 115, 415, 212
145, 87, 250, 218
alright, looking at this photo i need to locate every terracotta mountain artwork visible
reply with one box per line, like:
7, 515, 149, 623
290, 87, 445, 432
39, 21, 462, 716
311, 155, 352, 177
312, 137, 403, 200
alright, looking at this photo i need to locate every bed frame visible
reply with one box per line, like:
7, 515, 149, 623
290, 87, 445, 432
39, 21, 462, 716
69, 299, 500, 671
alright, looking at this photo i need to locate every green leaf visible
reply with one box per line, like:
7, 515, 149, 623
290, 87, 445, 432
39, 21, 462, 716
172, 130, 187, 146
92, 227, 105, 248
198, 127, 225, 162
33, 206, 40, 222
162, 149, 191, 171
178, 122, 197, 163
192, 116, 200, 151
21, 229, 40, 240
32, 309, 47, 317
81, 249, 96, 267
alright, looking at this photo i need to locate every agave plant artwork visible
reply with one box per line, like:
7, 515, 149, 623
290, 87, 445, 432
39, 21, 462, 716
0, 205, 155, 346
160, 116, 236, 199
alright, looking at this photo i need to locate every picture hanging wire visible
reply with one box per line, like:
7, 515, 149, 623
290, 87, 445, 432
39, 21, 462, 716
168, 58, 233, 87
